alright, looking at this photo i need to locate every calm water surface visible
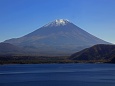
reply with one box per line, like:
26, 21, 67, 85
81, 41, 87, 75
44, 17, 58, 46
0, 63, 115, 86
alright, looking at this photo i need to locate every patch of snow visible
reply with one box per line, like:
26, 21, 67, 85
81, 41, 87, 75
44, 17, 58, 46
43, 19, 70, 27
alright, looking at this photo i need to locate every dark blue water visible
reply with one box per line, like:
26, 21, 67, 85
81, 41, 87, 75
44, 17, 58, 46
0, 63, 115, 86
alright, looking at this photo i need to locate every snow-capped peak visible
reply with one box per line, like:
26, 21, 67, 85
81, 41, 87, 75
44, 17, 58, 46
44, 19, 70, 27
55, 19, 69, 25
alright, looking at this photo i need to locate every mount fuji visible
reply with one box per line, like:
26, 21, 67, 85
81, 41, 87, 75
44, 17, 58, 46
4, 19, 109, 56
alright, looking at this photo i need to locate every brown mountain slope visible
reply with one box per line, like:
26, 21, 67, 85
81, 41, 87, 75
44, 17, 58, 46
70, 44, 115, 61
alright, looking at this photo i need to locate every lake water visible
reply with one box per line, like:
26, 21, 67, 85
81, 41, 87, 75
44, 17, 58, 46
0, 63, 115, 86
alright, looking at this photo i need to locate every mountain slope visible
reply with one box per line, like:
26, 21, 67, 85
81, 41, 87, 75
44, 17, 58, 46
110, 57, 115, 63
0, 43, 23, 55
4, 19, 109, 56
70, 44, 115, 60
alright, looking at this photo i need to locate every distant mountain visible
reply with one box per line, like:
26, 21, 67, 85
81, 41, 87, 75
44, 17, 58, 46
0, 43, 23, 55
70, 44, 115, 61
4, 19, 109, 56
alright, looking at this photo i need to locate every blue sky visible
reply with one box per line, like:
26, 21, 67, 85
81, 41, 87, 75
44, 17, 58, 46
0, 0, 115, 44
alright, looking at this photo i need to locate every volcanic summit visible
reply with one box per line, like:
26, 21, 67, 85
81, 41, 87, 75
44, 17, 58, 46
4, 19, 109, 56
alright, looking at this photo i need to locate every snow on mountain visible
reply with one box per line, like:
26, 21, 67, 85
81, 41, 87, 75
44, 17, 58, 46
44, 19, 70, 27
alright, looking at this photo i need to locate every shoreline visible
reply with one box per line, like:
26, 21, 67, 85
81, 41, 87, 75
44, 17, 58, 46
0, 55, 114, 65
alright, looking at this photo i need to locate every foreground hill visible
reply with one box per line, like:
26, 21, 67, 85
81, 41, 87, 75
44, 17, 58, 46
4, 19, 109, 56
0, 43, 23, 55
0, 44, 115, 64
70, 44, 115, 61
109, 56, 115, 63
